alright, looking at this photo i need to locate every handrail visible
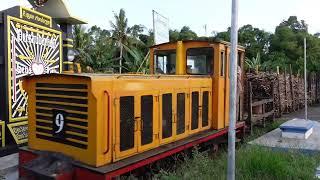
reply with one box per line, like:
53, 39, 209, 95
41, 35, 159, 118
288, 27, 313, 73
103, 90, 110, 154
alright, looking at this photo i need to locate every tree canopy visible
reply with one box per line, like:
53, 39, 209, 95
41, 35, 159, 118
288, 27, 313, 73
73, 12, 320, 74
215, 16, 320, 73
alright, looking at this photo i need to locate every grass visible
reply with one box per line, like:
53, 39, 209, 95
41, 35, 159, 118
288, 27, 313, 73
245, 119, 286, 142
157, 119, 320, 180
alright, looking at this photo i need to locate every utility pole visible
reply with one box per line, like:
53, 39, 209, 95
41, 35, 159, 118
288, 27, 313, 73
152, 10, 156, 45
227, 0, 238, 179
204, 24, 207, 36
304, 38, 308, 121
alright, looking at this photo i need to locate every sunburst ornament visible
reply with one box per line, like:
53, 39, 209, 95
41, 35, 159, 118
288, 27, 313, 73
8, 17, 61, 121
34, 0, 49, 7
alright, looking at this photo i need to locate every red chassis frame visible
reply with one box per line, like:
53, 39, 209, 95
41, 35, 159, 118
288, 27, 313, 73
19, 122, 245, 180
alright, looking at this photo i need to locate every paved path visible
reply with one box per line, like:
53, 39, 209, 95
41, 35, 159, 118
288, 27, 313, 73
0, 153, 18, 180
282, 104, 320, 121
250, 104, 320, 153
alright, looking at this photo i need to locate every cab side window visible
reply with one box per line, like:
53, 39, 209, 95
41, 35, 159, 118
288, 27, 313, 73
220, 51, 225, 76
186, 48, 213, 75
154, 50, 176, 74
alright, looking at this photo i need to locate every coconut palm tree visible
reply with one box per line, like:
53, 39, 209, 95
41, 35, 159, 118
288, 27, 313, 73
110, 8, 130, 74
73, 25, 93, 69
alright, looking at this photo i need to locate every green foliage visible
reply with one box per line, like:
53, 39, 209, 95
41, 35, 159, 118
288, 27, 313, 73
73, 25, 93, 68
73, 9, 149, 73
179, 26, 198, 40
123, 44, 150, 73
87, 26, 116, 72
169, 26, 198, 41
73, 11, 320, 74
215, 25, 271, 63
280, 16, 308, 33
260, 52, 289, 71
139, 30, 154, 47
73, 25, 117, 73
215, 27, 231, 42
110, 8, 129, 45
159, 120, 290, 180
129, 24, 145, 38
160, 117, 319, 180
267, 16, 319, 73
239, 25, 271, 62
245, 53, 261, 72
160, 146, 320, 180
215, 16, 320, 73
169, 29, 180, 42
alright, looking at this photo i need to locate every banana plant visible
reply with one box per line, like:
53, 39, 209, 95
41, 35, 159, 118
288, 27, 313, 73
245, 53, 261, 73
122, 43, 150, 73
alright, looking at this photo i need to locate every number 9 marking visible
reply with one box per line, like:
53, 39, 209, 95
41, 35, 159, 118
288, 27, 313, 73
55, 113, 64, 133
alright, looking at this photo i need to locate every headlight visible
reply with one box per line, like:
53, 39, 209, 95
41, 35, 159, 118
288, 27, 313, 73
67, 49, 76, 61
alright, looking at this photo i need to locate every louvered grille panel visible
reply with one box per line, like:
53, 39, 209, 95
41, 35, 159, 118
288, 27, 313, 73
35, 83, 88, 149
120, 96, 135, 151
141, 95, 153, 145
202, 91, 209, 127
176, 93, 185, 135
162, 93, 172, 139
191, 92, 199, 130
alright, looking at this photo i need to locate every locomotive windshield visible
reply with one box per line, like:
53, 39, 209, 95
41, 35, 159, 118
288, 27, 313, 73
154, 50, 176, 74
187, 48, 213, 75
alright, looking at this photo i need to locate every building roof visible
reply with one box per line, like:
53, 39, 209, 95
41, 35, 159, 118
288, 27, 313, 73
27, 0, 87, 24
149, 40, 245, 50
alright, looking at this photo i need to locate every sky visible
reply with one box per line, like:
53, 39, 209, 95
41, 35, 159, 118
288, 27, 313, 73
1, 0, 320, 36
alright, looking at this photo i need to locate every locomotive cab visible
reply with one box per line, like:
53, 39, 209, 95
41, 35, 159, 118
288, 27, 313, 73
23, 40, 245, 167
150, 40, 245, 129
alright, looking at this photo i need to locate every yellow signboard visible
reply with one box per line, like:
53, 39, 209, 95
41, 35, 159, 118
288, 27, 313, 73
20, 7, 52, 27
7, 121, 28, 144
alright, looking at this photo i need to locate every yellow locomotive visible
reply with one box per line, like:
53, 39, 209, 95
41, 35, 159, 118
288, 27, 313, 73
23, 40, 245, 168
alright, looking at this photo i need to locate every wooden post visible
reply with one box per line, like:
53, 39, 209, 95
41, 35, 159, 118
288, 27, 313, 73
248, 81, 253, 134
289, 64, 294, 111
313, 74, 316, 103
240, 53, 244, 122
277, 66, 281, 116
307, 73, 310, 105
298, 75, 302, 109
316, 73, 318, 103
271, 83, 275, 122
316, 74, 317, 102
262, 101, 266, 127
284, 67, 288, 113
296, 70, 300, 109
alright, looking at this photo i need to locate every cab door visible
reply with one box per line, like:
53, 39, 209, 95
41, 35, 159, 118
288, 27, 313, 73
174, 89, 189, 140
114, 94, 139, 160
189, 88, 201, 135
159, 90, 175, 145
137, 91, 159, 152
200, 88, 212, 131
